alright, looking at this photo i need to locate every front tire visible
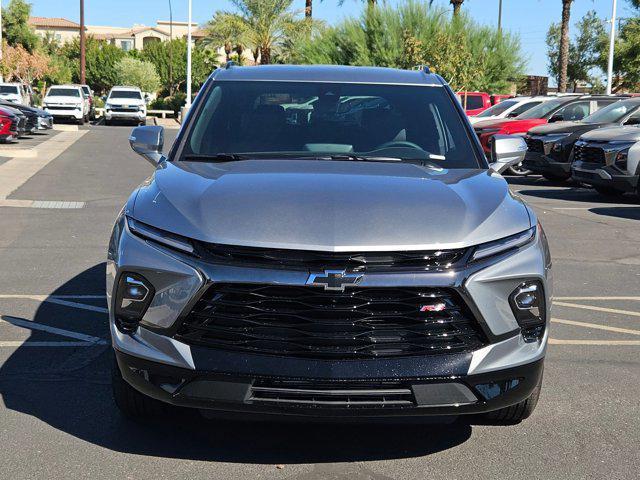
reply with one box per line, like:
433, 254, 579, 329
542, 172, 570, 182
483, 369, 543, 424
112, 354, 166, 418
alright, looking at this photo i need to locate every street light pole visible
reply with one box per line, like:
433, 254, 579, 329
606, 0, 617, 95
186, 0, 192, 108
168, 0, 173, 96
80, 0, 86, 84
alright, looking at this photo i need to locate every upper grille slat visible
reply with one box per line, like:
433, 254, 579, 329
176, 284, 486, 359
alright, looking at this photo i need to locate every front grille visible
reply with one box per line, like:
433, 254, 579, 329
196, 243, 468, 272
111, 107, 138, 112
574, 144, 605, 164
175, 284, 486, 359
249, 379, 415, 408
49, 106, 77, 111
525, 137, 544, 153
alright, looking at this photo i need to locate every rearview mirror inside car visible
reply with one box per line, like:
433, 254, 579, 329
489, 135, 527, 174
129, 125, 165, 166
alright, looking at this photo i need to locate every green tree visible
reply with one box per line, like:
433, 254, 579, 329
598, 17, 640, 92
114, 57, 161, 93
140, 39, 212, 95
546, 11, 605, 92
293, 1, 524, 93
207, 0, 311, 65
61, 37, 125, 93
2, 0, 40, 52
203, 12, 249, 61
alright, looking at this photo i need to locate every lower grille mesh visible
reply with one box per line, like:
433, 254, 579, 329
175, 284, 486, 359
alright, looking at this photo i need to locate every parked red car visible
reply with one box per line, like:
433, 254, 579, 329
0, 109, 18, 143
473, 95, 623, 155
491, 94, 514, 104
457, 91, 492, 116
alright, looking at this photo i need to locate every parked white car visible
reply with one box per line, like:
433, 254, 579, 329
104, 86, 147, 125
0, 83, 31, 106
43, 85, 90, 124
469, 96, 555, 125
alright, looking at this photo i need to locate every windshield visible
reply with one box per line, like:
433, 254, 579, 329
582, 99, 638, 124
184, 81, 481, 168
476, 99, 519, 117
109, 90, 142, 100
516, 98, 572, 119
0, 85, 19, 94
47, 88, 80, 97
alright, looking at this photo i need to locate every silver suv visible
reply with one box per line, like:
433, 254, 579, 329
108, 65, 551, 423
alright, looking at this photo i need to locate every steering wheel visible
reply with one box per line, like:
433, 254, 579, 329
376, 140, 423, 150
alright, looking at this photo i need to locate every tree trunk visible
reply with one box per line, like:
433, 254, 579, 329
260, 45, 271, 65
225, 43, 232, 62
367, 0, 376, 6
558, 0, 573, 93
252, 48, 260, 64
451, 0, 464, 16
305, 0, 312, 18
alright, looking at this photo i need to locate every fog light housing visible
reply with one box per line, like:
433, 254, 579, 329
114, 272, 155, 333
509, 281, 546, 342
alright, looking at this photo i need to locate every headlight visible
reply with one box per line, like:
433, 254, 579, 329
615, 147, 629, 171
509, 280, 546, 342
127, 216, 194, 254
471, 227, 536, 262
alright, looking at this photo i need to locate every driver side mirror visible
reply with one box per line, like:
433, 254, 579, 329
489, 135, 527, 174
129, 125, 165, 166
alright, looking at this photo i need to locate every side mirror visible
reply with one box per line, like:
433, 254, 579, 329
548, 114, 563, 123
489, 134, 527, 174
101, 95, 107, 102
129, 125, 165, 166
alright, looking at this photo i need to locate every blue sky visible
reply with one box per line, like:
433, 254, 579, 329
22, 0, 634, 78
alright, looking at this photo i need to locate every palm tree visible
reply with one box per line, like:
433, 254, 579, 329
305, 0, 312, 18
451, 0, 464, 16
558, 0, 574, 92
203, 12, 248, 62
213, 0, 310, 65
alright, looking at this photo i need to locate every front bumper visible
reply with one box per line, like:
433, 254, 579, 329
45, 107, 83, 120
108, 214, 551, 417
571, 161, 638, 193
38, 116, 53, 130
105, 110, 145, 121
523, 151, 570, 176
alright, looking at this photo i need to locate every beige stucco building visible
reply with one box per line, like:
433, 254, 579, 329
28, 17, 205, 51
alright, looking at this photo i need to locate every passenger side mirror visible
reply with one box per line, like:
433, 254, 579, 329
489, 135, 527, 174
548, 113, 564, 123
129, 125, 165, 166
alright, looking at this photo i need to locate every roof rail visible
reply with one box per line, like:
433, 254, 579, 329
224, 61, 236, 69
412, 64, 431, 74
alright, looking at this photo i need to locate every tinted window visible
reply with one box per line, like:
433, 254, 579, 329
0, 85, 19, 94
47, 88, 80, 97
475, 99, 519, 117
462, 95, 484, 110
185, 81, 481, 168
510, 101, 541, 116
583, 99, 639, 124
81, 86, 91, 95
555, 101, 590, 120
517, 98, 574, 119
109, 90, 142, 99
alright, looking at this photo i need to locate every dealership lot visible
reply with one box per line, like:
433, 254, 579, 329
0, 126, 638, 479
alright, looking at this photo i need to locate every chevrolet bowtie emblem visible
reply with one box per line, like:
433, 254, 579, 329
306, 270, 363, 291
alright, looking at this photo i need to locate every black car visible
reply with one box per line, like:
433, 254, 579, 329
0, 99, 44, 134
522, 96, 638, 181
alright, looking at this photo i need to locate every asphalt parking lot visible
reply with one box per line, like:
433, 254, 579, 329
0, 125, 638, 479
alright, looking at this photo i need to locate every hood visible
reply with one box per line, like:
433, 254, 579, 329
107, 97, 144, 106
0, 106, 22, 118
527, 120, 615, 136
580, 125, 640, 142
472, 118, 514, 130
132, 159, 531, 251
45, 95, 83, 104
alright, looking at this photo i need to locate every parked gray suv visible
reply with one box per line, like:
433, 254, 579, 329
108, 65, 552, 423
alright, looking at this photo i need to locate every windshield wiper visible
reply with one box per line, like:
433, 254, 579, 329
182, 153, 249, 162
327, 154, 403, 162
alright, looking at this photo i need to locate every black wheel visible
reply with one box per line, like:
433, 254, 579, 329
483, 370, 543, 424
78, 116, 85, 125
594, 186, 624, 197
507, 163, 532, 176
104, 119, 111, 126
112, 353, 166, 418
542, 172, 570, 182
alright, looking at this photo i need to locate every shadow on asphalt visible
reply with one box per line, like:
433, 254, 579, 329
589, 206, 640, 220
0, 264, 476, 463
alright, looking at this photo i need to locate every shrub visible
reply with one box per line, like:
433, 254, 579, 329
114, 57, 161, 93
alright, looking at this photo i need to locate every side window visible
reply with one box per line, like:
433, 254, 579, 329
510, 101, 541, 116
464, 95, 484, 110
623, 108, 640, 126
556, 101, 590, 121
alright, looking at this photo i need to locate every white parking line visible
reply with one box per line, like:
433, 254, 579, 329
0, 295, 107, 313
554, 301, 640, 318
550, 339, 640, 346
551, 317, 640, 336
0, 341, 103, 347
555, 296, 640, 301
0, 315, 107, 345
